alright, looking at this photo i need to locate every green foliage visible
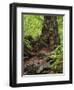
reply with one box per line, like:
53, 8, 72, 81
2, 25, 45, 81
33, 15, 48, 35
23, 15, 44, 39
24, 38, 33, 50
48, 45, 63, 59
48, 45, 63, 73
57, 16, 63, 45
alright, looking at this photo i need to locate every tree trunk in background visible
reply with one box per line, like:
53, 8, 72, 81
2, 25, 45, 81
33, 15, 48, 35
41, 16, 59, 52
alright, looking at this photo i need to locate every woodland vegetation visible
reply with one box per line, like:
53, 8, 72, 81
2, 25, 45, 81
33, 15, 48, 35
22, 14, 63, 75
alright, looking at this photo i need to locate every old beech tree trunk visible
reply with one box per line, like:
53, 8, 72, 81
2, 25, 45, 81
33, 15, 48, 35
41, 16, 59, 52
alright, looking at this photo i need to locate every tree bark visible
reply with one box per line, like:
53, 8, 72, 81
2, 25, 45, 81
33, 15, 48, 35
41, 16, 59, 52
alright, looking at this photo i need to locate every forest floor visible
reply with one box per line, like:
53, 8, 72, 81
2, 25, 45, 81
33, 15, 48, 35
23, 47, 63, 75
